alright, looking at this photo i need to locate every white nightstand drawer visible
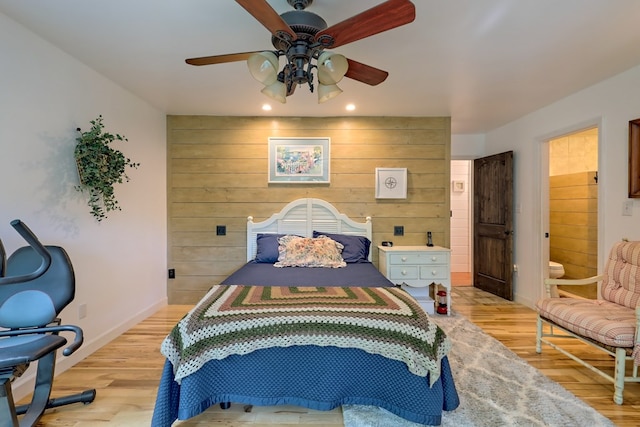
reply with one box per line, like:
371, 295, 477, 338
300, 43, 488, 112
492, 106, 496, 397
420, 265, 448, 280
388, 266, 419, 280
389, 252, 447, 265
423, 253, 448, 264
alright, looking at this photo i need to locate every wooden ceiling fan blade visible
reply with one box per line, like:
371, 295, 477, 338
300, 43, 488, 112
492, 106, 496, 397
235, 0, 297, 42
344, 59, 389, 86
315, 0, 415, 49
185, 52, 259, 66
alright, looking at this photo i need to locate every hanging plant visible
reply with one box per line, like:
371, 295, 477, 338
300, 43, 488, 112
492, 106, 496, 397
74, 115, 140, 221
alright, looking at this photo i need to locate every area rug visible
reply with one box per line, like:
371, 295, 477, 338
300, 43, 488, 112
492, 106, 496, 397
343, 312, 616, 427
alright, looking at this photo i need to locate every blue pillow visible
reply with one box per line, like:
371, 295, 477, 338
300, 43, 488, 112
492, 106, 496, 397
312, 231, 371, 263
254, 233, 288, 263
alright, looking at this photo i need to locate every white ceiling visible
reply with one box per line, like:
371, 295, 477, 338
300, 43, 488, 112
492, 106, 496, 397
2, 0, 640, 134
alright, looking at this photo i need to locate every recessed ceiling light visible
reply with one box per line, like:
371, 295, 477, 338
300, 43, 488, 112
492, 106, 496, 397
262, 104, 272, 111
345, 103, 356, 111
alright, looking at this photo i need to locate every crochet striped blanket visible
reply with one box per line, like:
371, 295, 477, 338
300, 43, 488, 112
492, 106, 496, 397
161, 285, 451, 385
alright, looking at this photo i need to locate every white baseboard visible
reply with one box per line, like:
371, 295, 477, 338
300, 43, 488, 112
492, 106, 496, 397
11, 297, 168, 402
514, 293, 536, 310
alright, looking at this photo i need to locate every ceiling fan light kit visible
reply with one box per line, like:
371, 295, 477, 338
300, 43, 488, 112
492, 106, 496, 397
247, 51, 280, 85
317, 51, 348, 85
250, 50, 348, 104
317, 82, 343, 104
261, 79, 288, 103
186, 0, 416, 104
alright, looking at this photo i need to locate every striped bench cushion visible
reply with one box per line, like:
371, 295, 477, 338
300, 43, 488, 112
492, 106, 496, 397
536, 298, 635, 347
601, 241, 640, 309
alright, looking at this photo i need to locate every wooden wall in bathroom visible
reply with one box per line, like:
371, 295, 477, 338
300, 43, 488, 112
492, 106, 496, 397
549, 171, 598, 298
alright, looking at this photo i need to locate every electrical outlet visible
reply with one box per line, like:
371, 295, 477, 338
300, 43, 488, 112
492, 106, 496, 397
393, 225, 404, 236
216, 225, 226, 236
168, 268, 175, 279
623, 200, 633, 216
78, 303, 87, 319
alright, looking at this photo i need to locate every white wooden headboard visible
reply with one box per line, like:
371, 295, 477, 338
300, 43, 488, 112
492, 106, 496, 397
247, 198, 372, 262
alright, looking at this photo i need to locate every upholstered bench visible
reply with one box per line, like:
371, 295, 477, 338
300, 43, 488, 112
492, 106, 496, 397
536, 240, 640, 404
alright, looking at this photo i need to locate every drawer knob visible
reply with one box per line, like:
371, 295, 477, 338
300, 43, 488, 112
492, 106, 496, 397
431, 256, 437, 261
401, 257, 407, 262
431, 270, 437, 276
401, 270, 407, 276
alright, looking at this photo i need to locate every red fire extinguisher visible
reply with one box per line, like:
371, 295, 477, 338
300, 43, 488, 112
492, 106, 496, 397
436, 290, 448, 315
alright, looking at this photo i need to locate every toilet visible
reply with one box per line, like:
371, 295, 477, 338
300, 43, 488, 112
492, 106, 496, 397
549, 261, 565, 279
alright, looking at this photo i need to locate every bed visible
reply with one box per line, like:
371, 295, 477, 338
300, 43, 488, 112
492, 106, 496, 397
152, 198, 459, 426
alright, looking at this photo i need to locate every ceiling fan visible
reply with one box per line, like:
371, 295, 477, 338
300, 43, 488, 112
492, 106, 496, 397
185, 0, 416, 103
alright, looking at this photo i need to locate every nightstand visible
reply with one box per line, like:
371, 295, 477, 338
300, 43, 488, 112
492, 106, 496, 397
378, 245, 452, 315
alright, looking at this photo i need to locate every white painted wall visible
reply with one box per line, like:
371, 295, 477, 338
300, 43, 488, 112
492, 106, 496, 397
0, 13, 167, 399
452, 134, 485, 159
450, 160, 471, 272
484, 64, 640, 308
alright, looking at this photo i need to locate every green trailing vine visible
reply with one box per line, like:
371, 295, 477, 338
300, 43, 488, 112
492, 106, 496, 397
74, 115, 140, 221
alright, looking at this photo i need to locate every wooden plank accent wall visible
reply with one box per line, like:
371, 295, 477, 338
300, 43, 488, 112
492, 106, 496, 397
167, 116, 451, 304
549, 171, 598, 285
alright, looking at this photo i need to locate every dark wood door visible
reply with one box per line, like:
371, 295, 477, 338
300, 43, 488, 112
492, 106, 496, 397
473, 151, 514, 300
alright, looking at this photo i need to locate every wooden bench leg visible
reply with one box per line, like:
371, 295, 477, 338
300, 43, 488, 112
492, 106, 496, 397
536, 315, 543, 353
614, 347, 626, 404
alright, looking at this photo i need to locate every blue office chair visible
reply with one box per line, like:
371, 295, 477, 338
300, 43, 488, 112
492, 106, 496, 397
0, 220, 95, 427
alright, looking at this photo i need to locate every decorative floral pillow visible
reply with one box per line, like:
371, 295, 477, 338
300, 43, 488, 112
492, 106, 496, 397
274, 235, 346, 268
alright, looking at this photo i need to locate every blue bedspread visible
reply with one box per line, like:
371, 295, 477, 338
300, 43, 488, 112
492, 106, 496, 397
152, 345, 459, 426
152, 263, 459, 425
221, 261, 395, 287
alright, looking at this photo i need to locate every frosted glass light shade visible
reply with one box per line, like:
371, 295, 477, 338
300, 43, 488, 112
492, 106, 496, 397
317, 52, 348, 85
247, 52, 279, 85
318, 83, 342, 103
261, 80, 287, 103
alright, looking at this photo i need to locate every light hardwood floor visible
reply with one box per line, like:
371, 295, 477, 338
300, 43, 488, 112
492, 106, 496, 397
21, 286, 640, 426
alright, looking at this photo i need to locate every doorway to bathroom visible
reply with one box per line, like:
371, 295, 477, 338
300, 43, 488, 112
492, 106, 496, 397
547, 127, 599, 299
450, 160, 472, 286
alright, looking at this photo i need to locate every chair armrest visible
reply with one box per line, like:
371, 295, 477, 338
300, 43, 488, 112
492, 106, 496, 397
0, 324, 84, 356
543, 275, 603, 297
0, 220, 52, 285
